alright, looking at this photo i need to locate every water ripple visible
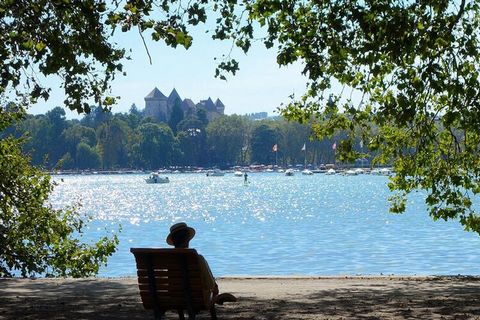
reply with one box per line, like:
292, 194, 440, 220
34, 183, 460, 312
51, 173, 480, 277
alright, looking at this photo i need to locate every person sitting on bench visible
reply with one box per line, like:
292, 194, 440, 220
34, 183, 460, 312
166, 222, 236, 306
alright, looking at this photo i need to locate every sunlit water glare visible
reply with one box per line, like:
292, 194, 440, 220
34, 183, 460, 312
50, 173, 480, 277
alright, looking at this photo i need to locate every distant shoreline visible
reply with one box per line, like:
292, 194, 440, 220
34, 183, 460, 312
47, 165, 392, 176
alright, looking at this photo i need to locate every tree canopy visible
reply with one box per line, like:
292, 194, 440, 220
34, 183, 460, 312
13, 109, 337, 169
2, 0, 480, 236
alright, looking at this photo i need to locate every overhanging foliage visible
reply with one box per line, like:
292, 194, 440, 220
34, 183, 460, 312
0, 107, 118, 277
2, 0, 480, 234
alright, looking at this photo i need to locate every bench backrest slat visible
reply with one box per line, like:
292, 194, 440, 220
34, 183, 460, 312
131, 248, 207, 312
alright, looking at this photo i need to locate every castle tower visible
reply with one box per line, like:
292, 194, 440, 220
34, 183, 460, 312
197, 97, 223, 121
181, 99, 196, 115
167, 88, 182, 118
215, 98, 225, 115
197, 97, 216, 111
144, 87, 168, 121
167, 88, 182, 111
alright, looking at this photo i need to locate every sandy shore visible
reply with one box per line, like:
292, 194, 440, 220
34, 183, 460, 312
1, 276, 480, 319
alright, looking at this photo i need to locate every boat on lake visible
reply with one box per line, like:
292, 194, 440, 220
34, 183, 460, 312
145, 172, 170, 184
371, 168, 393, 176
379, 168, 393, 176
302, 169, 314, 175
354, 168, 365, 174
285, 169, 295, 176
325, 168, 336, 175
234, 171, 243, 177
344, 169, 357, 176
206, 169, 225, 177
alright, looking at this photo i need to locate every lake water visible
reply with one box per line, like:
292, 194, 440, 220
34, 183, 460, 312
51, 173, 480, 277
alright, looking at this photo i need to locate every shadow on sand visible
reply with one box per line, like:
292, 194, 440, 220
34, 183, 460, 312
1, 277, 479, 319
220, 277, 480, 320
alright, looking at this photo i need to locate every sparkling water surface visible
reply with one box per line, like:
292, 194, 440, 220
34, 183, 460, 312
51, 173, 480, 277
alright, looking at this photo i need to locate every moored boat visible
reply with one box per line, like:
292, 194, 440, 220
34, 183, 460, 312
285, 168, 295, 176
344, 169, 357, 176
145, 172, 170, 184
302, 169, 314, 175
234, 171, 243, 177
371, 168, 393, 176
379, 168, 392, 176
354, 168, 365, 174
325, 168, 336, 175
206, 169, 225, 177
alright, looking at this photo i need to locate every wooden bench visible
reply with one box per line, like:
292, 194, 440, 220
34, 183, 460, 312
131, 248, 217, 320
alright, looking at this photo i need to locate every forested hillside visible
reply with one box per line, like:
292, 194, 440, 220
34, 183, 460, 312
4, 105, 356, 170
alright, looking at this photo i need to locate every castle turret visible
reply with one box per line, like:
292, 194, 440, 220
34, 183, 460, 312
181, 98, 196, 114
215, 98, 225, 114
197, 97, 216, 112
144, 87, 168, 121
145, 87, 166, 101
167, 88, 182, 110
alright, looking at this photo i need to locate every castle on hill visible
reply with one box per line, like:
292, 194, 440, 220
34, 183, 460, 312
144, 87, 225, 122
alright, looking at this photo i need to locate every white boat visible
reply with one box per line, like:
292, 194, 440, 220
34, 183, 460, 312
344, 169, 357, 176
325, 168, 336, 175
145, 173, 170, 184
354, 168, 365, 174
285, 169, 295, 176
379, 168, 392, 176
234, 171, 243, 177
301, 169, 314, 175
206, 169, 225, 177
371, 168, 393, 176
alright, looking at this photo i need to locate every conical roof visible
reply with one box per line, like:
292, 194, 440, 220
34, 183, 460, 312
215, 98, 225, 110
145, 87, 166, 100
202, 97, 216, 111
168, 88, 182, 105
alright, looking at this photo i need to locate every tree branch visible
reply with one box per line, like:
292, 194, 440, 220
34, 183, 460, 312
138, 26, 152, 65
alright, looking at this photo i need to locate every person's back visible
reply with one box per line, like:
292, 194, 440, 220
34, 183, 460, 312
165, 222, 236, 305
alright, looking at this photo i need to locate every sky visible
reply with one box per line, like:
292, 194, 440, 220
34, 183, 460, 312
30, 23, 310, 119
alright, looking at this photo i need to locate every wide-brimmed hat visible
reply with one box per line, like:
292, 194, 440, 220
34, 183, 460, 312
166, 222, 196, 245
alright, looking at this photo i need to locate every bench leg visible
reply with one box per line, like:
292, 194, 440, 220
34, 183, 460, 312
210, 305, 217, 320
177, 309, 185, 320
153, 309, 164, 320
